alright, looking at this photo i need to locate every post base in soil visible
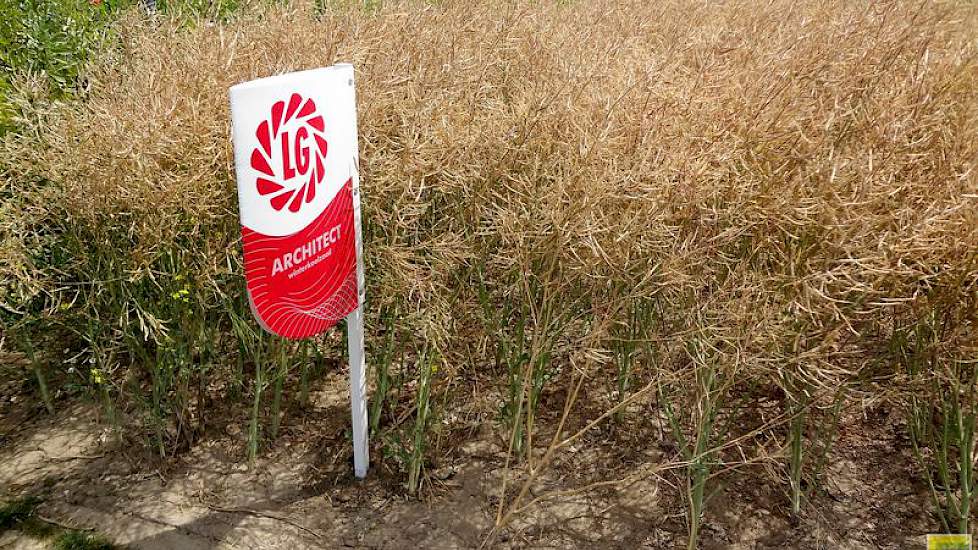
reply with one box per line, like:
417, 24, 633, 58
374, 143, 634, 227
347, 304, 369, 479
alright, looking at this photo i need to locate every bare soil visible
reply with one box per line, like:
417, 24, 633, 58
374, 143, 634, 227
0, 369, 940, 549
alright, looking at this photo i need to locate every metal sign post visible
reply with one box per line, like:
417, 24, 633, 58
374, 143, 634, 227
347, 155, 368, 478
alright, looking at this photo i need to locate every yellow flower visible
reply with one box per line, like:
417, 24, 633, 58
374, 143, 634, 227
90, 368, 104, 385
59, 302, 71, 311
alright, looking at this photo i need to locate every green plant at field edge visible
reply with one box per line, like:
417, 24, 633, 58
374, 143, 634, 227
52, 531, 118, 550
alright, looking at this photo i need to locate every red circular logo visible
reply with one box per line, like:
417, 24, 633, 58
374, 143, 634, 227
250, 93, 328, 213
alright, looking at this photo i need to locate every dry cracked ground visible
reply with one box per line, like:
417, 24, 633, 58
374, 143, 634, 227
0, 368, 944, 549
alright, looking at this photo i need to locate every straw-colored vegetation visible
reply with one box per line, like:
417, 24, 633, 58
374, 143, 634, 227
2, 0, 977, 547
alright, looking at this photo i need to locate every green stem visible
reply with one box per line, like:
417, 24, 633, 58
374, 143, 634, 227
270, 339, 287, 441
34, 365, 55, 415
20, 336, 54, 414
408, 347, 433, 495
299, 362, 310, 408
248, 347, 265, 463
370, 310, 396, 434
789, 406, 805, 515
957, 409, 973, 533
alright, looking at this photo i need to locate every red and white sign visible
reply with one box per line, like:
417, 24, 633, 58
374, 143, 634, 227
230, 65, 369, 478
230, 65, 361, 340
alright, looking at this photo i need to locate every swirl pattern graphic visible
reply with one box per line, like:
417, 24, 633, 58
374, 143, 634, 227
242, 178, 358, 340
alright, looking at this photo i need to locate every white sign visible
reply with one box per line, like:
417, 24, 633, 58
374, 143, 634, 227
229, 64, 368, 478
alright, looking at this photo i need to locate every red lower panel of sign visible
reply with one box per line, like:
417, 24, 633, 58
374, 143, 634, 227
241, 178, 358, 339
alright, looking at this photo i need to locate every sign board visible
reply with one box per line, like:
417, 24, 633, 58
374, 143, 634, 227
229, 64, 368, 477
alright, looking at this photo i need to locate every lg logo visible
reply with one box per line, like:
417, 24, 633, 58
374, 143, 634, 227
250, 93, 328, 213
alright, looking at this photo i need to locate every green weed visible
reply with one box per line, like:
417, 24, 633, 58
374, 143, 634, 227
52, 531, 117, 550
0, 496, 41, 532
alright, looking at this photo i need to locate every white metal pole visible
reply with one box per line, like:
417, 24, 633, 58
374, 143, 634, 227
347, 157, 368, 479
347, 305, 368, 478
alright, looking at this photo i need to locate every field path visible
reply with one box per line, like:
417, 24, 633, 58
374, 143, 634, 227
0, 373, 495, 549
0, 376, 941, 549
